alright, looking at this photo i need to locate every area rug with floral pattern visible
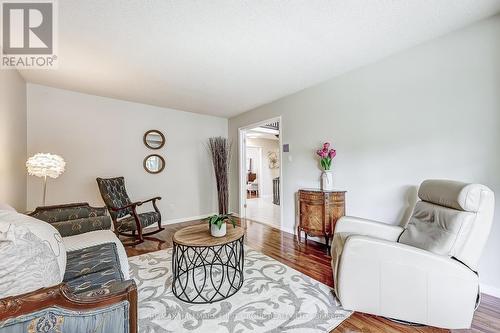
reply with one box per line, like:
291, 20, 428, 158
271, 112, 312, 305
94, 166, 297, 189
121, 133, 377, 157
129, 247, 351, 332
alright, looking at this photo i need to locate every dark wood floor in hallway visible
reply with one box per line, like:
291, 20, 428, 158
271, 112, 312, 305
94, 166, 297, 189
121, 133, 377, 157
125, 218, 500, 333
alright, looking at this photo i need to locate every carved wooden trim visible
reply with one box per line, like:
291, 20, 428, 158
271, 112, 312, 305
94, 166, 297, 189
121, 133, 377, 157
0, 282, 137, 333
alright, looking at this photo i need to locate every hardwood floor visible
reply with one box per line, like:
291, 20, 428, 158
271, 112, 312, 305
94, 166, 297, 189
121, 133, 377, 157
125, 218, 500, 333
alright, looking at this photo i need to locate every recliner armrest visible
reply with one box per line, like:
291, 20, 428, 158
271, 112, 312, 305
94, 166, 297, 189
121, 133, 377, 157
335, 216, 404, 241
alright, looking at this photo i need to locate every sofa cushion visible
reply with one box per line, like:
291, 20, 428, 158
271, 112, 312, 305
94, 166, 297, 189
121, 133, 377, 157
116, 211, 160, 232
50, 216, 112, 237
64, 243, 124, 294
0, 210, 66, 298
63, 230, 130, 280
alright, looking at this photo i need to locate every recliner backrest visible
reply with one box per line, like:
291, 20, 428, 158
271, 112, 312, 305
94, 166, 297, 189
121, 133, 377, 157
398, 179, 494, 271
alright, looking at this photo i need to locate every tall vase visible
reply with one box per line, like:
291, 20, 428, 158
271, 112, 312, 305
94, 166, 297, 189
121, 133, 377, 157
321, 170, 334, 191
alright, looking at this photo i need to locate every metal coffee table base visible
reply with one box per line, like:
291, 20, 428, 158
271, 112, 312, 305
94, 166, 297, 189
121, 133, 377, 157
172, 236, 244, 304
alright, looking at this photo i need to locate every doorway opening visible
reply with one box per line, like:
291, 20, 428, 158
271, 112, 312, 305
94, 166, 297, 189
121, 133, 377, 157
239, 117, 282, 230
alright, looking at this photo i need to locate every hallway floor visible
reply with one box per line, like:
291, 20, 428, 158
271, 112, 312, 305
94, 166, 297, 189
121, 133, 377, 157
245, 195, 280, 229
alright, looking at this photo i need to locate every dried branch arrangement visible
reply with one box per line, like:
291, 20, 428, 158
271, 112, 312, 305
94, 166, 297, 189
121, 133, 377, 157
208, 137, 232, 215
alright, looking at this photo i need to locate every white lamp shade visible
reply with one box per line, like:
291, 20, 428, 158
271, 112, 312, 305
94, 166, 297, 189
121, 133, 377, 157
26, 153, 66, 178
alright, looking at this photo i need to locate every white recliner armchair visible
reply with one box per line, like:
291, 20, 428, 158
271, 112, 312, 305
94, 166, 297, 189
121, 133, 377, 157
331, 179, 494, 329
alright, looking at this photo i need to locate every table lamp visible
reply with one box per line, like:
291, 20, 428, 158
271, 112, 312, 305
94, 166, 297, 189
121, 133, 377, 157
26, 153, 66, 206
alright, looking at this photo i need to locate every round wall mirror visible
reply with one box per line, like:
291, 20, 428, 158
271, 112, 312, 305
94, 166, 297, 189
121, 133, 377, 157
143, 154, 165, 174
144, 130, 165, 149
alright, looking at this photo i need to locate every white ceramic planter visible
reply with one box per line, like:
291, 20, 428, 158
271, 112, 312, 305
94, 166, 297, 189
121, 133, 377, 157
210, 222, 227, 237
321, 170, 334, 191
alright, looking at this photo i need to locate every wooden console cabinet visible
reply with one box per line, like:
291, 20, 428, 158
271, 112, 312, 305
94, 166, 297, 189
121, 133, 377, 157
298, 189, 346, 246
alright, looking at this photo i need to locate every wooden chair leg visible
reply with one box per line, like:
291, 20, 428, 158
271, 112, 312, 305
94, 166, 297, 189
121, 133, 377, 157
157, 219, 164, 231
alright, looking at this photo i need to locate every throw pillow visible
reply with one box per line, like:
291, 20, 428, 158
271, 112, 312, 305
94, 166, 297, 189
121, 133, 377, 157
0, 210, 66, 298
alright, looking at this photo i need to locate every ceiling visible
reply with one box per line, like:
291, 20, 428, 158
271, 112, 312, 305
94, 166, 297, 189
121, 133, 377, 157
20, 1, 500, 118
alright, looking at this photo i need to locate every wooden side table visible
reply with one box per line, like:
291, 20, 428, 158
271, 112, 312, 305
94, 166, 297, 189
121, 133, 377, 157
298, 188, 346, 247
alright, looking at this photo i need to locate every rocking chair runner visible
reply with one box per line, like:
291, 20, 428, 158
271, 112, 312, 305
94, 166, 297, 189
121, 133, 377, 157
96, 177, 164, 245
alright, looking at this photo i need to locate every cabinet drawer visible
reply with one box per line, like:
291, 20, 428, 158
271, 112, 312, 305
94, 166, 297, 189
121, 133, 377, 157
299, 191, 323, 201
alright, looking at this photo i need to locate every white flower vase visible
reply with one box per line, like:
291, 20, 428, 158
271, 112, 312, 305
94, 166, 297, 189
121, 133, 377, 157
321, 170, 334, 191
210, 222, 227, 237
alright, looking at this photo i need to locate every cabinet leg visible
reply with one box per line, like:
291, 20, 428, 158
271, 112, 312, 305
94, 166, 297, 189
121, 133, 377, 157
297, 227, 301, 242
325, 235, 331, 254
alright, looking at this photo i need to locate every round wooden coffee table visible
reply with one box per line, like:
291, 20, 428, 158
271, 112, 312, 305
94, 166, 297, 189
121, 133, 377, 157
171, 224, 245, 303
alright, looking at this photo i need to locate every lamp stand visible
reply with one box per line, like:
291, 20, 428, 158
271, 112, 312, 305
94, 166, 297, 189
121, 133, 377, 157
42, 175, 47, 206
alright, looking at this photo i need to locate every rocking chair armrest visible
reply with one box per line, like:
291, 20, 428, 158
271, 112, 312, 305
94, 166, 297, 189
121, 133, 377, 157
110, 202, 141, 212
137, 197, 161, 206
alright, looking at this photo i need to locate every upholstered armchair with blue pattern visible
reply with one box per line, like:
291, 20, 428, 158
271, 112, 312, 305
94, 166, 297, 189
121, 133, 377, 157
96, 177, 164, 245
0, 206, 137, 333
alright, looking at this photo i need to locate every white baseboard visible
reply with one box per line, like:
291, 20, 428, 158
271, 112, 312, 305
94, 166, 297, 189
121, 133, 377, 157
481, 283, 500, 298
280, 225, 296, 235
237, 216, 295, 235
142, 213, 217, 229
149, 212, 240, 228
246, 218, 282, 231
162, 213, 217, 225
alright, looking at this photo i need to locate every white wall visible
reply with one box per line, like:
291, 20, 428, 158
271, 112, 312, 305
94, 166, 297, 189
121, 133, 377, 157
247, 138, 279, 197
229, 15, 500, 295
27, 84, 227, 222
0, 70, 27, 211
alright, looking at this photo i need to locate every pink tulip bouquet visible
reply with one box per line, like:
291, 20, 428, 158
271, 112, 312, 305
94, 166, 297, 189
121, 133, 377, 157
316, 142, 336, 171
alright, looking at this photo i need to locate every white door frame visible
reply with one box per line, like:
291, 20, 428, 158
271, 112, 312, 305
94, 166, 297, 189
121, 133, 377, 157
238, 116, 283, 229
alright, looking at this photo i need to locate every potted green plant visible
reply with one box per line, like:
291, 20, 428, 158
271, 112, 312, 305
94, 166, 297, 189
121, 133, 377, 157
205, 214, 236, 237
